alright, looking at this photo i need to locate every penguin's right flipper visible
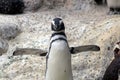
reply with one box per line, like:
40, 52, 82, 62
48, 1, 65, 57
70, 45, 100, 54
13, 48, 47, 56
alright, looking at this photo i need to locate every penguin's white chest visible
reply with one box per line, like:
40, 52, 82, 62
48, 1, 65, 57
46, 40, 73, 80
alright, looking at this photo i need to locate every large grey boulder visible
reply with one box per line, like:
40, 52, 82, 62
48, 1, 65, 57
0, 23, 21, 40
0, 0, 43, 14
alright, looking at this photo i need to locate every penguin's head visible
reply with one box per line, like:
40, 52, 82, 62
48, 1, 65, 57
51, 18, 65, 31
113, 42, 120, 58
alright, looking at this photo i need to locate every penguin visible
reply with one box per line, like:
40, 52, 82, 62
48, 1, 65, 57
12, 18, 100, 80
102, 42, 120, 80
0, 0, 24, 14
45, 18, 73, 80
107, 0, 120, 14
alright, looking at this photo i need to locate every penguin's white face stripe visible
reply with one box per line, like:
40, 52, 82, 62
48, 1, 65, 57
50, 35, 67, 43
51, 20, 63, 25
51, 21, 57, 30
51, 21, 55, 26
113, 44, 120, 51
59, 20, 63, 25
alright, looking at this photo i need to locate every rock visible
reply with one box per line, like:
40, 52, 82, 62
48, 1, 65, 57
0, 23, 21, 40
0, 38, 9, 55
0, 0, 44, 14
0, 0, 24, 14
43, 0, 66, 9
0, 0, 101, 14
64, 0, 95, 10
23, 0, 43, 11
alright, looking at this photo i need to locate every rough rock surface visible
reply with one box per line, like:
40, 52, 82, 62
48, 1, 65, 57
0, 38, 8, 55
0, 23, 21, 40
23, 0, 43, 11
0, 0, 120, 80
0, 0, 43, 14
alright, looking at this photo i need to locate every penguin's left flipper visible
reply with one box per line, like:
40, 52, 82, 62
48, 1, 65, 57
70, 45, 100, 54
13, 48, 47, 56
39, 45, 100, 56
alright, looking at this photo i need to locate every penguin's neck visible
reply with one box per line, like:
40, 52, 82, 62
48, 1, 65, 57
50, 30, 67, 42
52, 30, 65, 33
49, 30, 67, 53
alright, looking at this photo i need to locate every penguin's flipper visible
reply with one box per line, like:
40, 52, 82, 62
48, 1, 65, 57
13, 48, 47, 56
70, 45, 100, 54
